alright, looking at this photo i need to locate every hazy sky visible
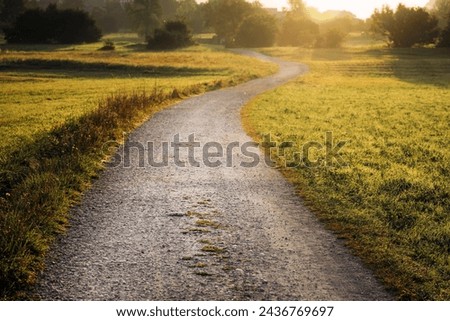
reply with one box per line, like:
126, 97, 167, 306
258, 0, 430, 18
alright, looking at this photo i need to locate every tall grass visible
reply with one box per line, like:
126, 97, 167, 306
0, 88, 157, 297
0, 39, 276, 298
0, 81, 223, 298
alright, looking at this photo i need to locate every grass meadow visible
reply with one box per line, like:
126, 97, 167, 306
0, 34, 276, 153
0, 34, 276, 298
243, 35, 450, 300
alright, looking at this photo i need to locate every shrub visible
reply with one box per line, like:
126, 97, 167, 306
278, 16, 319, 47
4, 5, 101, 44
319, 14, 366, 34
315, 29, 346, 48
235, 13, 278, 48
99, 40, 116, 51
147, 20, 193, 50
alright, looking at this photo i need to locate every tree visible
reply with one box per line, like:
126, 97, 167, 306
278, 0, 319, 47
430, 0, 450, 46
4, 4, 101, 44
176, 0, 204, 33
437, 19, 450, 46
430, 0, 450, 27
91, 0, 130, 34
160, 0, 178, 19
0, 0, 5, 23
35, 0, 58, 9
235, 12, 277, 47
25, 0, 40, 9
316, 13, 364, 47
59, 0, 85, 10
319, 13, 365, 34
287, 0, 306, 16
371, 4, 439, 47
203, 0, 254, 46
127, 0, 162, 39
0, 0, 26, 29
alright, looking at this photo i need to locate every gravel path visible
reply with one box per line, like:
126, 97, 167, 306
36, 51, 391, 300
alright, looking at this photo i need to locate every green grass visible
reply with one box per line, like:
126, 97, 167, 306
243, 37, 450, 300
0, 34, 276, 299
0, 34, 275, 153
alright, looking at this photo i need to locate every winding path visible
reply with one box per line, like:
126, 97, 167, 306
36, 51, 391, 300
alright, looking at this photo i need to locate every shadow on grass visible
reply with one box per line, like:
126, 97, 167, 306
311, 49, 353, 61
308, 47, 450, 87
0, 43, 76, 52
123, 43, 148, 52
364, 48, 450, 87
0, 59, 227, 78
0, 35, 144, 52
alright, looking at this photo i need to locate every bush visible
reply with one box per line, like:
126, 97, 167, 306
319, 14, 366, 34
4, 5, 102, 44
235, 13, 278, 48
315, 29, 346, 48
147, 20, 194, 50
278, 16, 319, 47
99, 40, 115, 51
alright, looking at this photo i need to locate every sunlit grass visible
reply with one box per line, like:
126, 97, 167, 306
0, 37, 276, 154
0, 36, 276, 298
243, 39, 450, 300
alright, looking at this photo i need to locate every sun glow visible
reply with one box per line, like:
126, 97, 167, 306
258, 0, 431, 18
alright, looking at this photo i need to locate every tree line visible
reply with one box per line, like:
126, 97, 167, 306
1, 0, 450, 48
371, 1, 450, 47
0, 0, 203, 37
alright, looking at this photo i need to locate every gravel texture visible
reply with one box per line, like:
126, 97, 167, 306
35, 51, 392, 300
